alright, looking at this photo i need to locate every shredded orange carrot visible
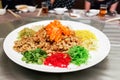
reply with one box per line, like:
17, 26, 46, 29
60, 25, 70, 36
49, 27, 59, 41
54, 29, 62, 42
45, 20, 71, 42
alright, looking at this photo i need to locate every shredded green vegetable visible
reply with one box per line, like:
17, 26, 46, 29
22, 48, 47, 64
68, 46, 89, 65
18, 28, 36, 39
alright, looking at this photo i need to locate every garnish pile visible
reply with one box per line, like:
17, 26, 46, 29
13, 20, 97, 68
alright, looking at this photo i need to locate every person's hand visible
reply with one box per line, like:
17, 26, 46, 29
108, 11, 117, 16
84, 10, 90, 16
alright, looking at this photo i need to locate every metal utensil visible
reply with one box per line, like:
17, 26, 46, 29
4, 5, 8, 9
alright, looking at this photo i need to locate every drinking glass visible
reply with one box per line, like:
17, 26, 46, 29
98, 4, 107, 19
41, 1, 48, 15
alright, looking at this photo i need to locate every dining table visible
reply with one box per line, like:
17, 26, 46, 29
0, 8, 120, 80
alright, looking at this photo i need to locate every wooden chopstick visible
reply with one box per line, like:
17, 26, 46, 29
37, 8, 42, 16
7, 9, 21, 18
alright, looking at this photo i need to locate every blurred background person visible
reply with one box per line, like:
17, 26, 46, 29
85, 0, 119, 14
45, 0, 75, 10
0, 0, 2, 8
1, 0, 35, 9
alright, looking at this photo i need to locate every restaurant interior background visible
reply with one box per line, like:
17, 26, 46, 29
0, 0, 120, 13
0, 0, 120, 80
35, 0, 120, 13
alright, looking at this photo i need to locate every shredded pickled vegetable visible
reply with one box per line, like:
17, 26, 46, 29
68, 46, 89, 65
75, 30, 98, 50
44, 52, 71, 68
75, 30, 97, 42
18, 28, 36, 39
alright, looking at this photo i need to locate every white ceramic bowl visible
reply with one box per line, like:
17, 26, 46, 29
90, 9, 99, 14
0, 9, 6, 15
86, 9, 99, 17
15, 5, 28, 12
48, 10, 55, 13
54, 8, 67, 15
28, 6, 36, 12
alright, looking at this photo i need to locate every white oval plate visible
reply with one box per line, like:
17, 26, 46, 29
3, 20, 110, 73
15, 5, 28, 12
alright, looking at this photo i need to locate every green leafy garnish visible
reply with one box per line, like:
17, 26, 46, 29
22, 48, 47, 65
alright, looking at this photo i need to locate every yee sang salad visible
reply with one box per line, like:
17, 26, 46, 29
13, 20, 98, 68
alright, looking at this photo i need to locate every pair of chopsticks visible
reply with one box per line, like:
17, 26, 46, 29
7, 9, 21, 18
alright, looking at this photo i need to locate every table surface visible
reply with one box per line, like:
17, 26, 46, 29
0, 9, 120, 80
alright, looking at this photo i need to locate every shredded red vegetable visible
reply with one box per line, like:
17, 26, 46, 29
44, 52, 71, 68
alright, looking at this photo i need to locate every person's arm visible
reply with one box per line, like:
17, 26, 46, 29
109, 2, 119, 12
85, 0, 91, 12
50, 0, 55, 5
45, 0, 54, 10
64, 0, 75, 9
